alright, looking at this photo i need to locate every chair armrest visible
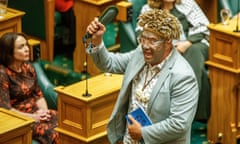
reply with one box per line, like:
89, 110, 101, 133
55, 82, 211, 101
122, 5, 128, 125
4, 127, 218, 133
33, 62, 58, 110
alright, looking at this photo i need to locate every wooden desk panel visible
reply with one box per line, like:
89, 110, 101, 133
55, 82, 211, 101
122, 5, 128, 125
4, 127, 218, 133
0, 8, 25, 37
0, 108, 34, 144
55, 73, 123, 143
207, 20, 240, 71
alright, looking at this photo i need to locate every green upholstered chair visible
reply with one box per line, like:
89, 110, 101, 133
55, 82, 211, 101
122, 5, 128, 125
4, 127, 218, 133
38, 59, 88, 86
8, 0, 47, 40
8, 0, 60, 61
218, 0, 240, 18
33, 61, 58, 110
118, 0, 146, 53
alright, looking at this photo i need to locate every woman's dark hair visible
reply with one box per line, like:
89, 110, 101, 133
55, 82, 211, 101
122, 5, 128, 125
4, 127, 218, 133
0, 32, 28, 67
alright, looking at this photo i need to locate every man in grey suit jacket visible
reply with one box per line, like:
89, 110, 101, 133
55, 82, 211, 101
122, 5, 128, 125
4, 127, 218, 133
86, 9, 199, 144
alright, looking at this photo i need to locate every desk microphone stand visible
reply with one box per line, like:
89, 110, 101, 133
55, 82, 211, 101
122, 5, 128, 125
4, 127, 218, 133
234, 0, 240, 32
82, 41, 92, 97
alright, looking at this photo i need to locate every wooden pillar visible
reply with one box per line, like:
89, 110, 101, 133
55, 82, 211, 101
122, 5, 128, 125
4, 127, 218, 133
55, 74, 123, 143
196, 0, 218, 23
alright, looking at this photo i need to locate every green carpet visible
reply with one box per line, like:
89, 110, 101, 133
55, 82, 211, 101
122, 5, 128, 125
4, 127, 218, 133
191, 121, 208, 144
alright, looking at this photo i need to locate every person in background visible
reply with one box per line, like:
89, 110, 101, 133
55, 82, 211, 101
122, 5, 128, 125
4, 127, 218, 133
138, 0, 211, 122
0, 32, 59, 144
54, 0, 76, 58
86, 9, 198, 144
55, 0, 73, 12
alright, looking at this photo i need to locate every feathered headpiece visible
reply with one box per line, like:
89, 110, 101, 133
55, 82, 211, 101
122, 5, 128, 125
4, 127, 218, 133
138, 9, 182, 40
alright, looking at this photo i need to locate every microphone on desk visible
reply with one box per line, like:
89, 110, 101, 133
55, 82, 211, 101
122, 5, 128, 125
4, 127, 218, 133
234, 0, 240, 32
81, 5, 118, 97
82, 5, 119, 44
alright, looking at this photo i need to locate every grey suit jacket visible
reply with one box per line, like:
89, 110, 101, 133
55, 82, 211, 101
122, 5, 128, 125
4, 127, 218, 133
90, 44, 199, 144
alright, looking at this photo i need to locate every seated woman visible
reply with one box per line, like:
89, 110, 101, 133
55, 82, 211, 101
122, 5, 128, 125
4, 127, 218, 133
0, 32, 59, 144
137, 0, 211, 121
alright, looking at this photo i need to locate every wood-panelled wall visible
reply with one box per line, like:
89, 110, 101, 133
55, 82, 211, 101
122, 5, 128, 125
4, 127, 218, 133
196, 0, 218, 23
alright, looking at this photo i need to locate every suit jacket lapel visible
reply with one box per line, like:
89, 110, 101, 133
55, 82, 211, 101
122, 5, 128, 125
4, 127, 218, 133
124, 52, 145, 87
147, 49, 178, 113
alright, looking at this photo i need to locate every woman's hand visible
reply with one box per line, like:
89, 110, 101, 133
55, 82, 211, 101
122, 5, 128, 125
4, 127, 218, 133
174, 40, 192, 54
10, 107, 50, 122
34, 109, 51, 122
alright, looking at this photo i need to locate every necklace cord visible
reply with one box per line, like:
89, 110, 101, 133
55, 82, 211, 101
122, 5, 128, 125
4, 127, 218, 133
141, 65, 160, 91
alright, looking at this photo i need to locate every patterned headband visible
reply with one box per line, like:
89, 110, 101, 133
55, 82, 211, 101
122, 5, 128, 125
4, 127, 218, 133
138, 9, 182, 40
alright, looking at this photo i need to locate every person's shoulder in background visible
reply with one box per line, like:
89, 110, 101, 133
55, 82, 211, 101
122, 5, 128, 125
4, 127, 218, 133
55, 0, 74, 12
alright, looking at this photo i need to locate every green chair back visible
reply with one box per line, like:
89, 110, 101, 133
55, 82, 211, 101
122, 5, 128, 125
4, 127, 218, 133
8, 0, 46, 39
218, 0, 240, 20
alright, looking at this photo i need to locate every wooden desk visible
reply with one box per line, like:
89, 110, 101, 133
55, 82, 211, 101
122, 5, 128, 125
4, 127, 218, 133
0, 108, 34, 144
0, 8, 25, 36
73, 0, 122, 75
206, 18, 240, 144
55, 73, 123, 144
